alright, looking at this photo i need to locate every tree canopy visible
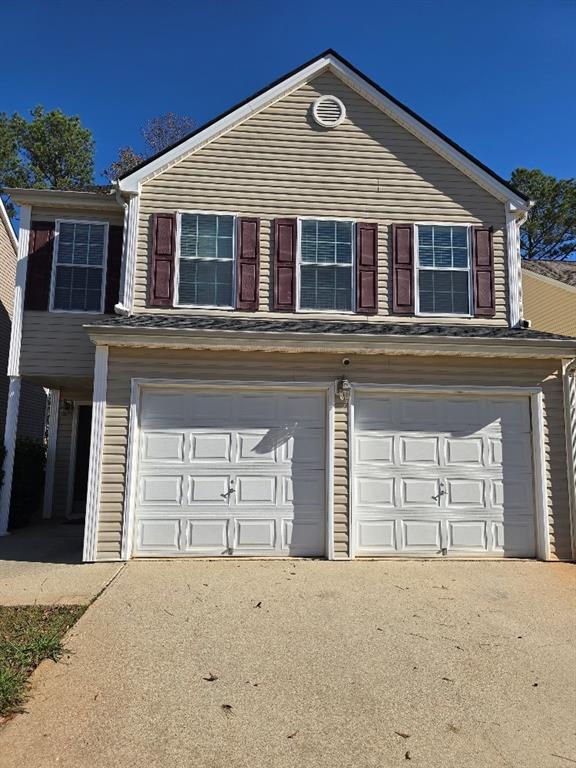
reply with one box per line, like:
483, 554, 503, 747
103, 112, 194, 181
511, 168, 576, 261
0, 106, 94, 191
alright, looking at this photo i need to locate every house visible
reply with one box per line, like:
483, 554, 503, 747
0, 199, 46, 511
2, 50, 575, 562
522, 260, 576, 338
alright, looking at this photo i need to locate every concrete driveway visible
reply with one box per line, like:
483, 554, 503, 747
1, 560, 575, 767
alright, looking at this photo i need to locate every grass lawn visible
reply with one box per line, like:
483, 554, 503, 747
0, 606, 85, 719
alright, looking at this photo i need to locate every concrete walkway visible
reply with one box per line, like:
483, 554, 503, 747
0, 522, 121, 605
1, 559, 575, 767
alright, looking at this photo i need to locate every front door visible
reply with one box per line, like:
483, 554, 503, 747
70, 405, 92, 519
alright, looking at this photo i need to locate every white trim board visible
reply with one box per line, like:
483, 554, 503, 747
119, 379, 336, 562
117, 53, 529, 210
349, 384, 550, 561
0, 198, 17, 250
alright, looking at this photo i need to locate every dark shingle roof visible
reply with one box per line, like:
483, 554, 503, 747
522, 260, 576, 288
91, 314, 574, 341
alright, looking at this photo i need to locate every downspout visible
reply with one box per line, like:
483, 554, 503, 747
563, 358, 576, 560
114, 183, 131, 316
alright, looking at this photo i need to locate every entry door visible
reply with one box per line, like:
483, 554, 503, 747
133, 388, 326, 557
69, 405, 92, 519
353, 394, 536, 557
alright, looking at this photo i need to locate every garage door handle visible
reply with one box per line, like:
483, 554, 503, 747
221, 485, 236, 499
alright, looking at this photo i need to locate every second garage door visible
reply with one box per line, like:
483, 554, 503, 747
353, 393, 536, 557
133, 387, 326, 557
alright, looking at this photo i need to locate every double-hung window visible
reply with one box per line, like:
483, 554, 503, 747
416, 225, 471, 315
177, 213, 235, 307
51, 221, 107, 312
299, 219, 354, 312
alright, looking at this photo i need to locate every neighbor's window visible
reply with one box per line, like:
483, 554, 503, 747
299, 219, 354, 311
417, 225, 470, 314
178, 213, 234, 307
51, 221, 107, 312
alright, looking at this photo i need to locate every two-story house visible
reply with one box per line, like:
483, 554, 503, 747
2, 51, 575, 562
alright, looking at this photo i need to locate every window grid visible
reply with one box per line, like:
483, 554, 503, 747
298, 219, 355, 312
416, 225, 471, 316
177, 213, 235, 308
51, 221, 107, 313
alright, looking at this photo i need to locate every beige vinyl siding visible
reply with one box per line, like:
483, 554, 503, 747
51, 402, 74, 517
135, 72, 508, 323
0, 214, 16, 437
18, 206, 123, 387
522, 271, 576, 338
20, 312, 98, 381
97, 348, 571, 562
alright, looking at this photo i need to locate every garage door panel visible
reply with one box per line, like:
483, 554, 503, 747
354, 393, 536, 558
134, 389, 326, 557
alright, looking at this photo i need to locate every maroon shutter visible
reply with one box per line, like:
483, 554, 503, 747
149, 213, 176, 308
104, 225, 123, 314
471, 226, 495, 317
356, 222, 378, 314
273, 218, 297, 311
236, 218, 260, 310
391, 224, 414, 314
24, 222, 55, 311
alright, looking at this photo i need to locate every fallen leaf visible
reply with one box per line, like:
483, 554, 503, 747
203, 673, 218, 682
532, 683, 539, 687
395, 731, 410, 739
254, 601, 262, 608
447, 723, 460, 733
405, 751, 412, 760
221, 704, 234, 717
287, 731, 299, 739
376, 627, 384, 632
442, 677, 455, 683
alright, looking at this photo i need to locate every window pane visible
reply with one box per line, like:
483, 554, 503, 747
57, 222, 105, 268
419, 270, 469, 314
179, 259, 233, 307
418, 225, 469, 269
181, 213, 233, 261
53, 265, 102, 312
300, 265, 352, 311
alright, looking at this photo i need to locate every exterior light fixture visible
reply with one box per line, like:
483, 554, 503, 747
336, 376, 352, 404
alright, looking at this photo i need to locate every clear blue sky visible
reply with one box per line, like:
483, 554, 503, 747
2, 0, 575, 184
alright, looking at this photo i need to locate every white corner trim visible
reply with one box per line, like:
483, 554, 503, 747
42, 389, 60, 519
7, 206, 31, 377
506, 203, 524, 328
562, 361, 576, 559
326, 383, 336, 560
118, 54, 528, 209
119, 193, 139, 312
0, 377, 21, 534
0, 198, 17, 250
531, 390, 551, 560
82, 346, 109, 562
120, 378, 140, 560
347, 389, 355, 559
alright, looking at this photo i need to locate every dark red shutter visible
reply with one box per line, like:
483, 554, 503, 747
356, 222, 378, 314
149, 213, 176, 308
236, 218, 260, 310
24, 222, 55, 311
273, 218, 297, 311
391, 224, 414, 314
471, 226, 495, 317
104, 225, 123, 314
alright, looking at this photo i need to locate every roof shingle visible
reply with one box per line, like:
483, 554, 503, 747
522, 260, 576, 288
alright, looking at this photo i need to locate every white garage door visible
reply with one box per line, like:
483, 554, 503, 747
133, 387, 326, 557
353, 393, 536, 557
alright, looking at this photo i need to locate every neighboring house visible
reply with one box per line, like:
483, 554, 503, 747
522, 260, 576, 338
0, 200, 46, 443
1, 50, 575, 563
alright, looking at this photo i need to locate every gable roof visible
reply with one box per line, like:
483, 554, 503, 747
522, 260, 576, 288
0, 198, 17, 251
117, 49, 530, 209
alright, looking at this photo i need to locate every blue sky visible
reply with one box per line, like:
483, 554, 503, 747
2, 0, 575, 184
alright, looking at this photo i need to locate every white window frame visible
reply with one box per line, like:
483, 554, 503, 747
414, 222, 473, 318
296, 216, 356, 314
49, 219, 109, 315
174, 210, 237, 310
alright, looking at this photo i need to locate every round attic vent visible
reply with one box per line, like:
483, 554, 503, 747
312, 95, 346, 128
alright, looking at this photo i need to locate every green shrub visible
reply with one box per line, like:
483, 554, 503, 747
8, 439, 46, 529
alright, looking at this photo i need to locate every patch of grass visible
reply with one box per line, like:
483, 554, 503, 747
0, 605, 85, 717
